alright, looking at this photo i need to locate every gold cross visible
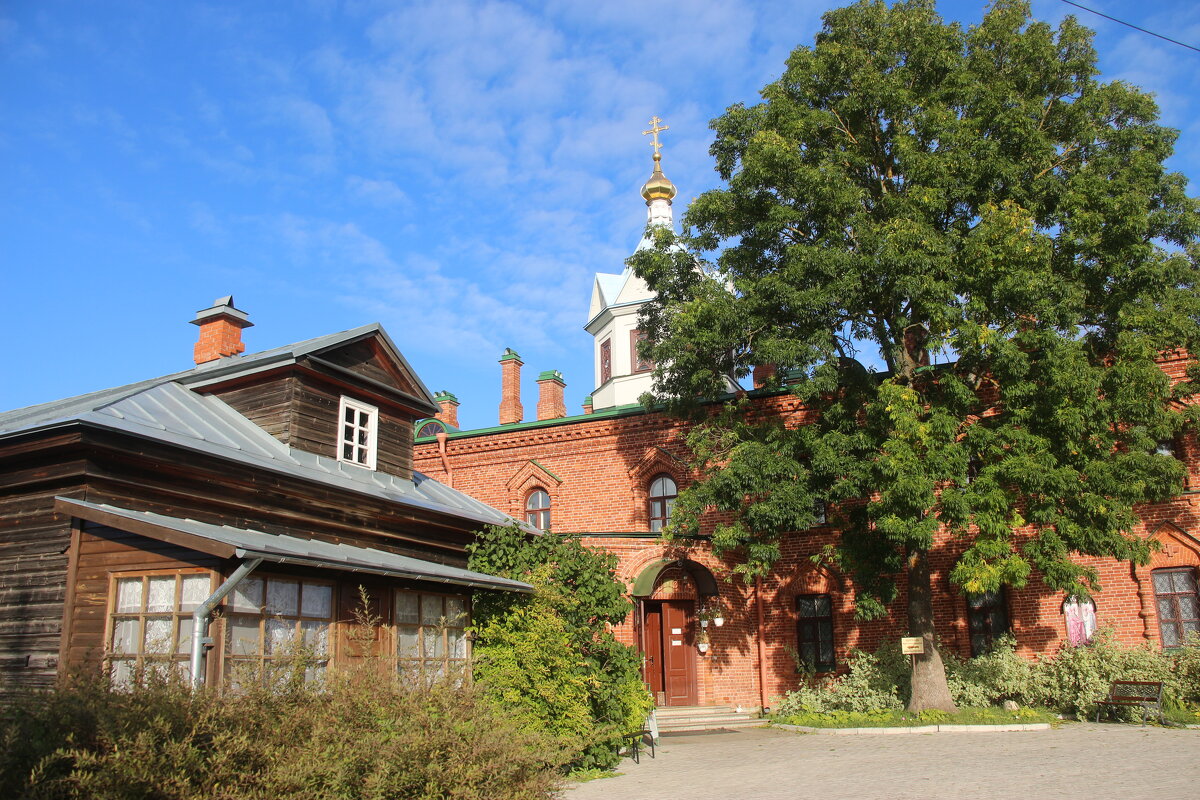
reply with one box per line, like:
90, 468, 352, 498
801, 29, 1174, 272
642, 116, 669, 156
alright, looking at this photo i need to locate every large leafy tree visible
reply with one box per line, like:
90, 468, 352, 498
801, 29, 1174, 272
631, 0, 1200, 711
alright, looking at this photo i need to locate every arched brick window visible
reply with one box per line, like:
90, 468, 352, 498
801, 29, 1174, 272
525, 488, 551, 531
1153, 568, 1199, 648
648, 474, 677, 533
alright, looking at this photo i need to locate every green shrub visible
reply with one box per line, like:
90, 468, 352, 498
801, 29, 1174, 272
776, 649, 902, 715
0, 668, 559, 800
467, 525, 652, 771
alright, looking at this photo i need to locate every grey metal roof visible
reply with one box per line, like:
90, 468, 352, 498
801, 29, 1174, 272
58, 498, 532, 593
0, 325, 532, 533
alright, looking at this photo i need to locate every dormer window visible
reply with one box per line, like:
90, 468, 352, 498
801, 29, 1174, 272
338, 396, 378, 470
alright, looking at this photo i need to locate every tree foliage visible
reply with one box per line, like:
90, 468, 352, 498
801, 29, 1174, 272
630, 0, 1200, 709
467, 525, 652, 771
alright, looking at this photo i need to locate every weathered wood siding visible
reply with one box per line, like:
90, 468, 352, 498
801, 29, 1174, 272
292, 376, 414, 481
209, 376, 296, 445
321, 340, 419, 398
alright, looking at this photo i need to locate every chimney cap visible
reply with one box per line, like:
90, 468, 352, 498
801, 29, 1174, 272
536, 369, 565, 385
499, 348, 522, 363
191, 295, 253, 328
434, 391, 460, 404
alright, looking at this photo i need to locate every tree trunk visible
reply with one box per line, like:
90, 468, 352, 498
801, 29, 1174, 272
906, 547, 957, 713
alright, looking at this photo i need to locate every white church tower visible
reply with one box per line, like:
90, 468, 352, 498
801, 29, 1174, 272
585, 117, 677, 410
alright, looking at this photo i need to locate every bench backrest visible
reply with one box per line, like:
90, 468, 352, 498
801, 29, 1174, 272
1108, 680, 1162, 701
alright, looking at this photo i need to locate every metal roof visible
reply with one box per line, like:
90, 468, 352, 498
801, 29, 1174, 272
1, 326, 532, 533
57, 498, 532, 593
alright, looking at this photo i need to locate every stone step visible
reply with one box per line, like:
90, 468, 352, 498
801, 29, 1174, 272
652, 705, 764, 734
659, 718, 766, 734
653, 705, 742, 718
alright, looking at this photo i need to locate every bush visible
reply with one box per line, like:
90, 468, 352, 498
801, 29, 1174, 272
467, 525, 653, 771
0, 667, 559, 800
775, 649, 902, 715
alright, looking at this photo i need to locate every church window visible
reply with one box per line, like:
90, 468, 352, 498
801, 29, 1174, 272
600, 339, 612, 384
106, 570, 213, 687
648, 474, 677, 532
631, 330, 653, 373
525, 488, 551, 530
1153, 568, 1199, 648
795, 594, 835, 672
395, 591, 468, 676
338, 396, 378, 470
967, 588, 1010, 656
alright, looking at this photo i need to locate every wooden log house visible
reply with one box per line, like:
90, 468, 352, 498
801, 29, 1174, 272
0, 297, 531, 692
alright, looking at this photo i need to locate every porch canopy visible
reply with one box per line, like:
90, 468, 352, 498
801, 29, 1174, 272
630, 558, 718, 598
55, 497, 532, 593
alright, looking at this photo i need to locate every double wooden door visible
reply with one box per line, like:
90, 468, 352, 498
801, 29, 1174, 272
641, 600, 697, 706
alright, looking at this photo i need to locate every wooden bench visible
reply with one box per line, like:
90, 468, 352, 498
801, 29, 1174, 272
1094, 680, 1164, 725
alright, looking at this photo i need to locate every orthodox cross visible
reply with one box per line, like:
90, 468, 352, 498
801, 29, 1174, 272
643, 116, 669, 156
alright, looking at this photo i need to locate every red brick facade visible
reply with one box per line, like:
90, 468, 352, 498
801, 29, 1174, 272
414, 355, 1200, 710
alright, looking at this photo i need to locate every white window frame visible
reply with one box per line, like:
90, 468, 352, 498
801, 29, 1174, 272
338, 396, 379, 470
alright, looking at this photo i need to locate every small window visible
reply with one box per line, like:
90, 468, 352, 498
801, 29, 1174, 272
416, 420, 444, 439
648, 473, 677, 533
600, 339, 612, 384
395, 591, 469, 676
224, 576, 334, 687
525, 488, 551, 530
795, 594, 835, 672
813, 499, 827, 526
630, 330, 653, 374
107, 570, 213, 687
1153, 568, 1199, 648
338, 396, 378, 470
967, 588, 1010, 656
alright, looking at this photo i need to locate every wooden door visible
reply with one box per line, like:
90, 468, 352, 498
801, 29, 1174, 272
661, 600, 697, 706
642, 603, 664, 697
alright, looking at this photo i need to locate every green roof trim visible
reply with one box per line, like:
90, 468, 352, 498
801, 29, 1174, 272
529, 459, 562, 482
536, 369, 565, 384
434, 391, 460, 404
499, 348, 522, 362
414, 401, 653, 441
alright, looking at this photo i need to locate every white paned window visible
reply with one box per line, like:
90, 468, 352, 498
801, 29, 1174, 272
106, 571, 213, 688
395, 591, 469, 677
337, 396, 379, 470
224, 576, 334, 688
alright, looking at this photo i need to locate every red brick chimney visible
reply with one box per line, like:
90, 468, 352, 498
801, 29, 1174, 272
191, 296, 253, 364
582, 395, 594, 415
433, 391, 460, 428
499, 349, 523, 425
753, 363, 777, 389
536, 370, 567, 421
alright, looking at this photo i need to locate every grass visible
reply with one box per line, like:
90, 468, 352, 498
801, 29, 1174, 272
1163, 704, 1200, 726
773, 706, 1059, 729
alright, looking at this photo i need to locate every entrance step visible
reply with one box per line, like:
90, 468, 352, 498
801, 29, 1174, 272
654, 705, 765, 734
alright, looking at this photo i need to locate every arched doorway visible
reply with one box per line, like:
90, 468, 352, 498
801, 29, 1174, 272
631, 558, 718, 706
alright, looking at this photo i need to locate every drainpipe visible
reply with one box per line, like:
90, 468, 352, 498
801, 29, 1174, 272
436, 431, 454, 488
755, 576, 769, 713
190, 558, 262, 689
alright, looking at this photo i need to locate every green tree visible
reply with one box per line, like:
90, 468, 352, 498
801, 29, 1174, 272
631, 0, 1200, 711
468, 525, 652, 770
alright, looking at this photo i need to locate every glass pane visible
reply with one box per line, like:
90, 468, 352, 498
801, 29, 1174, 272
1174, 571, 1197, 593
146, 576, 175, 613
448, 628, 466, 660
301, 584, 332, 618
395, 593, 419, 624
797, 597, 816, 618
300, 621, 328, 656
444, 596, 467, 626
423, 627, 443, 659
1161, 623, 1180, 647
356, 448, 367, 464
176, 661, 192, 683
305, 665, 327, 685
397, 624, 419, 657
266, 580, 298, 616
265, 618, 294, 655
1153, 572, 1173, 594
814, 596, 831, 616
110, 659, 135, 689
345, 407, 355, 423
111, 618, 139, 654
143, 617, 173, 654
800, 642, 817, 666
819, 642, 834, 667
343, 443, 354, 460
230, 578, 263, 612
116, 578, 143, 613
1158, 598, 1175, 621
180, 575, 210, 612
421, 595, 443, 626
228, 616, 262, 656
1178, 595, 1199, 620
176, 618, 193, 655
358, 428, 369, 446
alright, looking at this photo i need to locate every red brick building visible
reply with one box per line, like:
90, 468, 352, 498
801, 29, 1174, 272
413, 155, 1200, 712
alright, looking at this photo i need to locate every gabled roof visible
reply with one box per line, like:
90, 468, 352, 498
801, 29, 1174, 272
1, 326, 532, 533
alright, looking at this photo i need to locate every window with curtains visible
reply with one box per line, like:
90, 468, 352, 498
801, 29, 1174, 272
107, 570, 214, 687
394, 591, 469, 676
224, 575, 334, 687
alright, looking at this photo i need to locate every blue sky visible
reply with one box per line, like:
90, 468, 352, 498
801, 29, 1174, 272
3, 0, 1199, 430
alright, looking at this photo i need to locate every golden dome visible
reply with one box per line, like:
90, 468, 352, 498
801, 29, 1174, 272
641, 152, 677, 203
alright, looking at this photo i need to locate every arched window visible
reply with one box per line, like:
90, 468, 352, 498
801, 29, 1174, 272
525, 489, 551, 530
1153, 568, 1199, 648
648, 474, 677, 533
416, 420, 444, 439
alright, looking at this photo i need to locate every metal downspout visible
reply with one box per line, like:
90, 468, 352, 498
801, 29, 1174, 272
190, 558, 263, 690
755, 576, 769, 713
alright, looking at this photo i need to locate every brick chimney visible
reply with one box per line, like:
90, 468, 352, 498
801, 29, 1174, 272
191, 295, 253, 364
433, 391, 460, 429
582, 395, 594, 415
536, 370, 567, 421
752, 363, 777, 389
499, 348, 523, 425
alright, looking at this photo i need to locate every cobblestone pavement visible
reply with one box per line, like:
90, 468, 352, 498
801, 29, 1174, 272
563, 723, 1199, 800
